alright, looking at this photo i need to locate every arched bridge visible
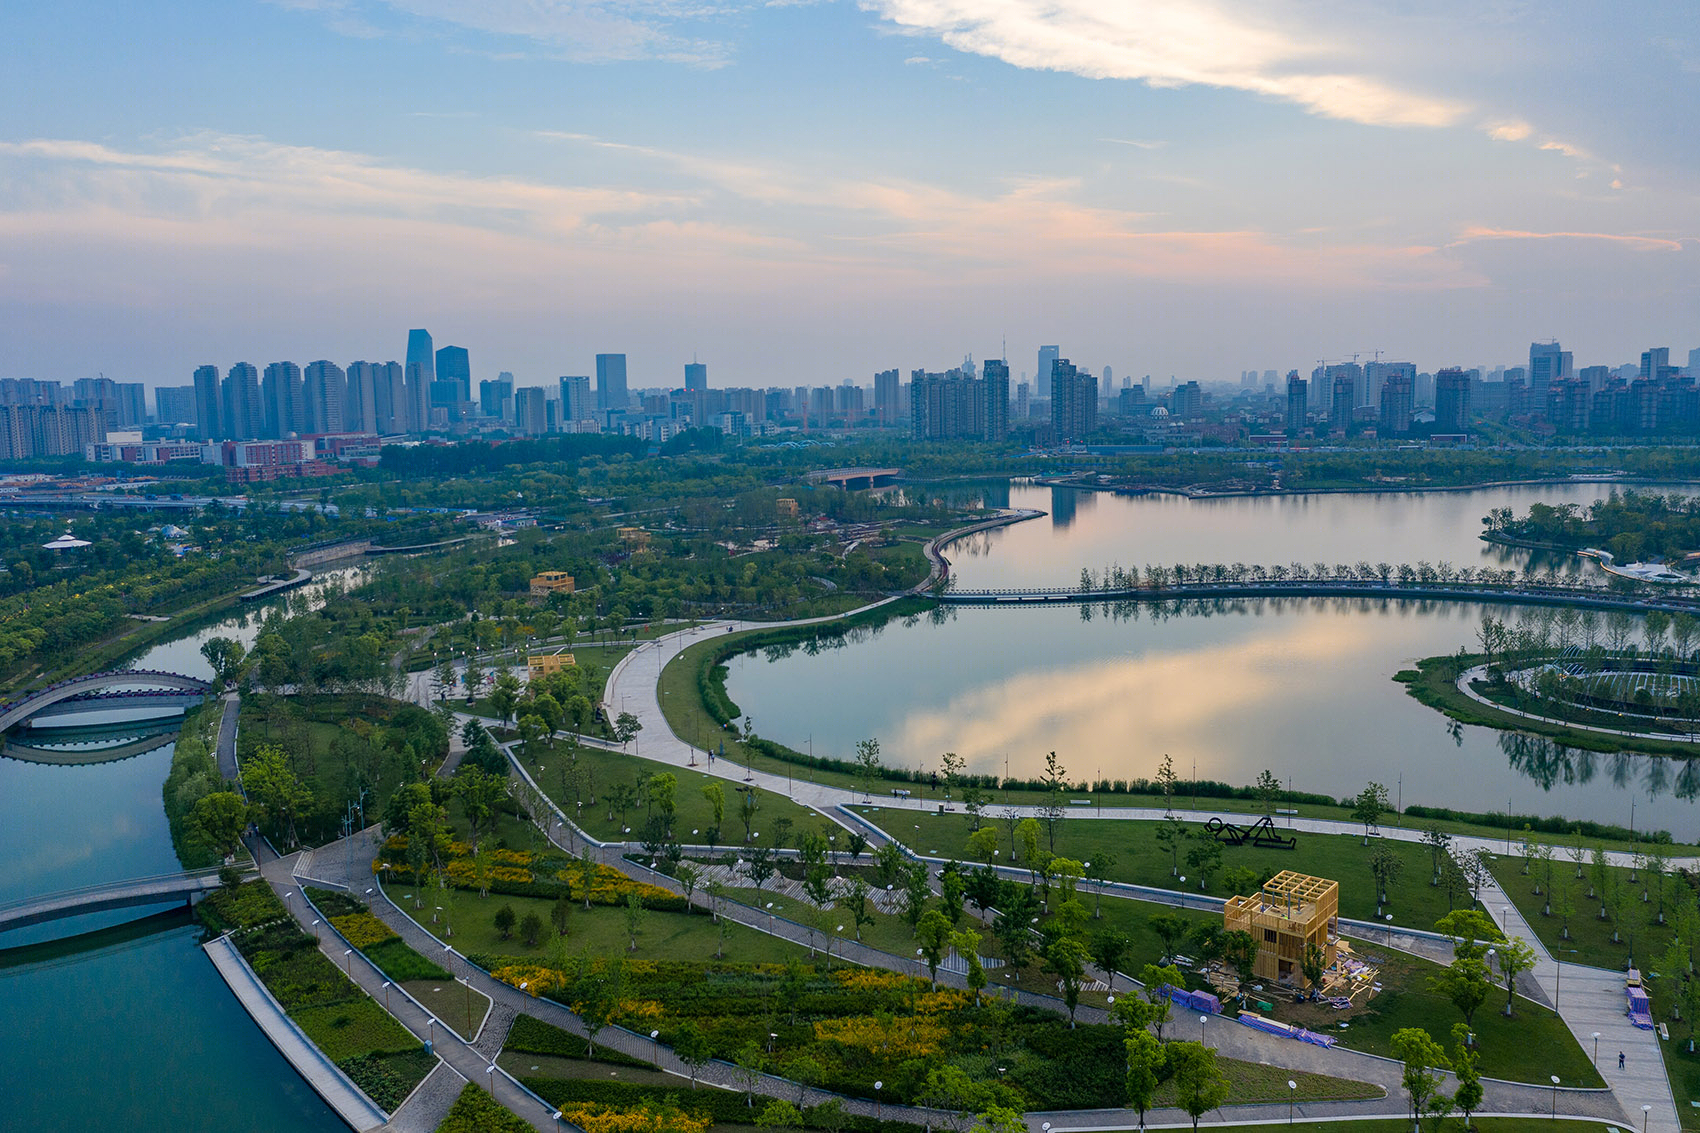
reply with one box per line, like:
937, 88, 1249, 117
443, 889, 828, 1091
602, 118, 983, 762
2, 731, 176, 766
0, 670, 212, 732
0, 868, 240, 934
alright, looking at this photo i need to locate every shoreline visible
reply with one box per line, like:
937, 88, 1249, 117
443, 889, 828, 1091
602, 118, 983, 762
1027, 473, 1700, 502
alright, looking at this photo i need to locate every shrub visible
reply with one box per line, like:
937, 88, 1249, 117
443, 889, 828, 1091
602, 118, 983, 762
438, 1084, 533, 1133
331, 913, 398, 949
337, 1050, 434, 1111
293, 999, 419, 1062
364, 938, 452, 983
505, 1015, 650, 1068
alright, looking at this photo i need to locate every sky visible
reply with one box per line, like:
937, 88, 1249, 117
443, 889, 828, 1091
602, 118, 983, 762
1, 0, 1696, 392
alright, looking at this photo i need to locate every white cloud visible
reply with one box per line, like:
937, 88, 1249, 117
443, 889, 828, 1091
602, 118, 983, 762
860, 0, 1469, 127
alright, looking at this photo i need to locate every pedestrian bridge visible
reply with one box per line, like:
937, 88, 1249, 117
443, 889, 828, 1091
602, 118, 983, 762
2, 730, 176, 766
0, 670, 212, 732
0, 868, 237, 934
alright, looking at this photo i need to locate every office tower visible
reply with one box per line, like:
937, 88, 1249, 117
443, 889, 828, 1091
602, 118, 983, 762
193, 366, 222, 440
1015, 381, 1031, 421
344, 362, 379, 433
404, 362, 430, 433
480, 377, 515, 421
406, 330, 435, 389
156, 385, 196, 426
983, 359, 1009, 441
1102, 366, 1114, 402
1689, 348, 1700, 375
559, 375, 592, 422
1171, 381, 1203, 418
684, 362, 707, 392
1036, 345, 1060, 400
874, 368, 901, 426
262, 361, 303, 438
1378, 372, 1414, 435
1642, 347, 1673, 380
1286, 373, 1308, 429
221, 363, 262, 440
513, 388, 548, 435
1435, 368, 1472, 432
1330, 373, 1355, 431
303, 360, 347, 434
596, 354, 628, 411
435, 345, 470, 402
1050, 358, 1097, 442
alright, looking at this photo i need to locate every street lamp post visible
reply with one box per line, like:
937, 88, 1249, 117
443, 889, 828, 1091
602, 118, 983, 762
343, 948, 353, 975
1592, 1031, 1602, 1065
381, 981, 390, 1010
874, 1081, 883, 1121
1643, 1104, 1652, 1133
1288, 1080, 1297, 1124
1200, 1014, 1208, 1045
651, 1029, 661, 1066
1550, 1074, 1560, 1119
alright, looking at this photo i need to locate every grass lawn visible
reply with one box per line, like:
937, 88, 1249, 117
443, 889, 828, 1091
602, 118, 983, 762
1485, 855, 1674, 973
514, 738, 828, 846
854, 809, 1462, 929
1486, 855, 1700, 1125
387, 879, 812, 966
293, 997, 420, 1062
1257, 946, 1602, 1088
399, 978, 488, 1039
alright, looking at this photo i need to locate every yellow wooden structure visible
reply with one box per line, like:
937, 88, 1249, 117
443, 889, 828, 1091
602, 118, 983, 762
526, 652, 576, 681
529, 570, 575, 595
1222, 870, 1339, 989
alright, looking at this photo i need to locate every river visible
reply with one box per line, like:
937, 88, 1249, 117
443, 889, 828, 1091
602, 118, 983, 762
727, 482, 1700, 840
0, 568, 366, 1131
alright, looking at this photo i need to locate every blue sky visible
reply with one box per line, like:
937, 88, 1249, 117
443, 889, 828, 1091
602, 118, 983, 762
2, 0, 1695, 391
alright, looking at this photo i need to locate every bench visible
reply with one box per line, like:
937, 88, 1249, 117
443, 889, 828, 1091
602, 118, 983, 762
1276, 808, 1298, 816
1070, 799, 1093, 807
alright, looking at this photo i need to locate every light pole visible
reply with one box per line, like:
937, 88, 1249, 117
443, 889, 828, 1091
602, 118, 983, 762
1288, 1080, 1297, 1124
1200, 1014, 1208, 1045
651, 1029, 661, 1066
427, 1016, 436, 1053
1550, 1074, 1560, 1119
343, 948, 353, 975
874, 1080, 883, 1121
1643, 1104, 1652, 1133
381, 981, 391, 1011
310, 918, 320, 943
1592, 1031, 1601, 1065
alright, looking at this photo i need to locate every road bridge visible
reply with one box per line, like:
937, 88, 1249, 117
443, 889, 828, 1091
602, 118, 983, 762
805, 466, 903, 488
0, 868, 236, 934
0, 670, 212, 732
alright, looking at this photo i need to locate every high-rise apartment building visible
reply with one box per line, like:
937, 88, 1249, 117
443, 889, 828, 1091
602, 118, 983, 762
1036, 345, 1060, 400
983, 359, 1009, 441
1286, 372, 1308, 430
1378, 372, 1414, 435
406, 330, 435, 388
513, 387, 548, 436
874, 369, 901, 426
156, 385, 197, 427
303, 360, 346, 434
1434, 368, 1472, 432
1529, 341, 1570, 400
403, 362, 430, 434
596, 354, 628, 411
193, 365, 222, 440
222, 363, 263, 440
1015, 381, 1031, 421
1642, 347, 1674, 381
1330, 374, 1355, 432
1171, 381, 1203, 419
560, 375, 592, 422
1050, 358, 1097, 442
684, 362, 707, 392
345, 362, 380, 434
262, 361, 303, 438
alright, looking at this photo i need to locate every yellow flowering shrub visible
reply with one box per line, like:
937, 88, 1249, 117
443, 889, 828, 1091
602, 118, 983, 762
491, 964, 562, 996
559, 1104, 710, 1133
553, 863, 674, 904
491, 849, 534, 866
616, 999, 665, 1022
831, 968, 912, 993
813, 1014, 946, 1058
916, 989, 971, 1014
331, 913, 397, 949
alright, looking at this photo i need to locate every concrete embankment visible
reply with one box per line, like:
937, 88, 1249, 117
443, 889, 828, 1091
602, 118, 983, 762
204, 934, 388, 1132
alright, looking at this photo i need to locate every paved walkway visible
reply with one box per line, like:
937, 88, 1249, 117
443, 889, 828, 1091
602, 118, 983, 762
1457, 664, 1700, 748
205, 932, 388, 1132
1481, 872, 1678, 1133
215, 691, 241, 782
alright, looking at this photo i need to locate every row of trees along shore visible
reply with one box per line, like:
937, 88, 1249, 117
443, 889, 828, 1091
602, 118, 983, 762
1069, 559, 1683, 593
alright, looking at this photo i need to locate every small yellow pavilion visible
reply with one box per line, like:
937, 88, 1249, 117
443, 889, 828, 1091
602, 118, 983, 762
1223, 870, 1339, 989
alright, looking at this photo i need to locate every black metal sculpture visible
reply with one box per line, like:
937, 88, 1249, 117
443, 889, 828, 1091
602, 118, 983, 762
1204, 814, 1297, 850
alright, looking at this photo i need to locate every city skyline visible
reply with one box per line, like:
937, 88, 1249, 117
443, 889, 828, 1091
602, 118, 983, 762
2, 1, 1696, 388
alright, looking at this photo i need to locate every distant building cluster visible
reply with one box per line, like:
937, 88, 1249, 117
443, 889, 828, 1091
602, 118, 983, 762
14, 332, 1700, 467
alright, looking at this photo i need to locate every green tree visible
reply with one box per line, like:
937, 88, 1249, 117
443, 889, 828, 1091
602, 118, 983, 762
1168, 1042, 1230, 1131
1391, 1027, 1450, 1133
836, 876, 874, 941
190, 791, 248, 860
1155, 816, 1188, 878
1370, 843, 1405, 910
456, 766, 506, 851
755, 1100, 803, 1129
201, 636, 247, 687
622, 892, 646, 952
1139, 962, 1183, 1041
969, 1107, 1026, 1133
702, 782, 726, 831
243, 744, 310, 849
519, 911, 543, 946
917, 908, 953, 987
1150, 912, 1189, 964
1492, 936, 1537, 1016
1430, 951, 1491, 1028
854, 737, 882, 801
1124, 1027, 1163, 1129
1046, 934, 1090, 1027
1090, 929, 1130, 989
1450, 1023, 1483, 1130
494, 904, 516, 940
952, 927, 987, 1004
1255, 769, 1281, 817
673, 1021, 714, 1087
490, 670, 521, 726
1354, 781, 1390, 843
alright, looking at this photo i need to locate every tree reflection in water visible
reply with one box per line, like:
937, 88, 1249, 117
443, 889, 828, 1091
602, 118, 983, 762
1500, 730, 1700, 802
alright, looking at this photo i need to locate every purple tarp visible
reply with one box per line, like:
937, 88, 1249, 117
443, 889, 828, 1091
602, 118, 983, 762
1162, 985, 1223, 1015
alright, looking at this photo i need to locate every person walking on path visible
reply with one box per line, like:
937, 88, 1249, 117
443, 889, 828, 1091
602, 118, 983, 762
1620, 1051, 1626, 1070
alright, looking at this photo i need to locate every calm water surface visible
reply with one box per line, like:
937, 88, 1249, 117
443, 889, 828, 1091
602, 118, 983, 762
730, 482, 1700, 840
